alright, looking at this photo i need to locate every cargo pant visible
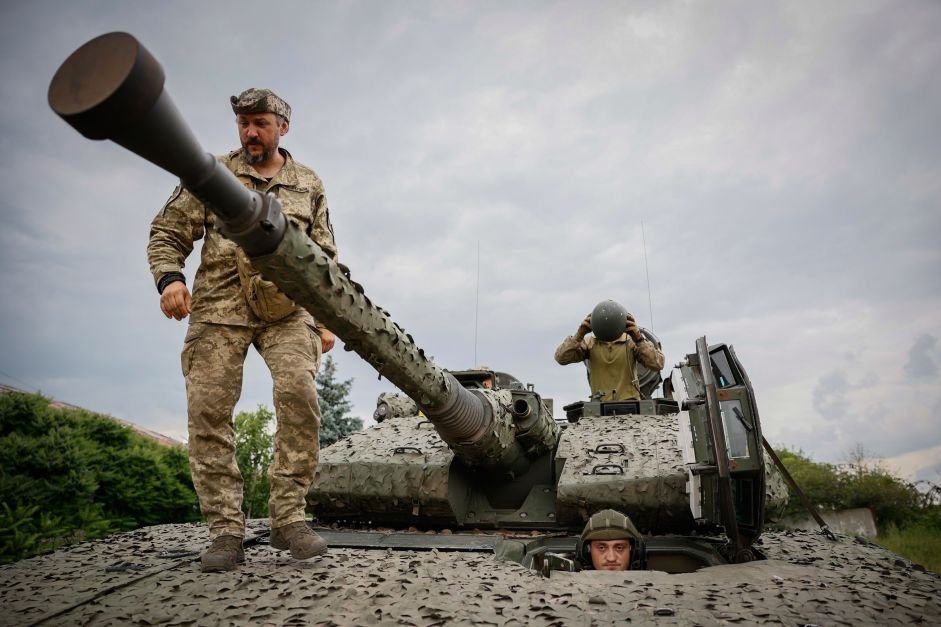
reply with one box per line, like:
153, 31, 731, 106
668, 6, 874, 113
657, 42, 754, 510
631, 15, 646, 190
181, 315, 322, 539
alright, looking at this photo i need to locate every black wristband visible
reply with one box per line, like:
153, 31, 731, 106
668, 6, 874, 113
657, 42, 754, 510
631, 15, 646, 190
157, 272, 186, 295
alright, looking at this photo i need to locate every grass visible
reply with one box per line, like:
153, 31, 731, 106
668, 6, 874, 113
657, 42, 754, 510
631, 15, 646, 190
876, 523, 941, 574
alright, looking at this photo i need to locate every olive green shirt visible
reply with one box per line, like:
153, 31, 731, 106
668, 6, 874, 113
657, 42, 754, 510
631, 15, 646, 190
147, 148, 337, 327
554, 334, 665, 401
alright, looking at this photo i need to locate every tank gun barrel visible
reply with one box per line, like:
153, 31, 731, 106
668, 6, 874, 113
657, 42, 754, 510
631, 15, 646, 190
48, 32, 557, 472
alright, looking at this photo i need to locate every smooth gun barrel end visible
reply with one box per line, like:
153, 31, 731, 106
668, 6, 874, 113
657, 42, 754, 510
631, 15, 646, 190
48, 32, 284, 255
49, 32, 164, 141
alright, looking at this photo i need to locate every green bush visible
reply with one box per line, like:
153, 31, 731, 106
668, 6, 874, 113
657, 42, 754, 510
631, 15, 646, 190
775, 448, 844, 517
776, 447, 924, 533
841, 467, 921, 530
0, 392, 199, 563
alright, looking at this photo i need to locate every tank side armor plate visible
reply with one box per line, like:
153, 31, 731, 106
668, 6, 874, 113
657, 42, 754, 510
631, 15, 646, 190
308, 415, 457, 522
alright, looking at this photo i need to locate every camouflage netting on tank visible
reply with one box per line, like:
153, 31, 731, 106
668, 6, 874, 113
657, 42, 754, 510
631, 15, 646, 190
373, 392, 419, 422
763, 450, 791, 517
309, 415, 456, 521
555, 414, 692, 531
1, 522, 939, 626
253, 224, 452, 410
446, 389, 519, 468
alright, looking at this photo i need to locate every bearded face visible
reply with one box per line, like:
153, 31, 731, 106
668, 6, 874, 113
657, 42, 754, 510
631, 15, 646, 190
237, 113, 286, 165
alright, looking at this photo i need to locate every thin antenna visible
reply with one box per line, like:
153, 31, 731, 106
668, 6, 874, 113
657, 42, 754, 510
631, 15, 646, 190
641, 221, 654, 332
473, 240, 480, 366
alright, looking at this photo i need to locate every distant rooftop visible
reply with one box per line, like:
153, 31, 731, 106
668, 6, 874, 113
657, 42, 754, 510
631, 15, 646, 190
0, 383, 183, 448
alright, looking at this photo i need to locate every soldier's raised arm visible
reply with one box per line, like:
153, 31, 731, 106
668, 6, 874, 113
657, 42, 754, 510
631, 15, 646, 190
554, 314, 592, 365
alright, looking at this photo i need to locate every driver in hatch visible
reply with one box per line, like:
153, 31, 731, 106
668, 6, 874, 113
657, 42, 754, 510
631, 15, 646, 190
579, 509, 645, 571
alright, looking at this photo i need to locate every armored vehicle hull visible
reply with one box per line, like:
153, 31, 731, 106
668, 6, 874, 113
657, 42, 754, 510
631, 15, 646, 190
2, 521, 939, 626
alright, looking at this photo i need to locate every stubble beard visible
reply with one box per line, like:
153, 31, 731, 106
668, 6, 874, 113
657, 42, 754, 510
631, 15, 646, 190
243, 141, 273, 165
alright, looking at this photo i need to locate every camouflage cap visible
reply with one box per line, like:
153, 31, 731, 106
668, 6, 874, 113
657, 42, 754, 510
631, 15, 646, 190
581, 509, 642, 542
230, 88, 291, 122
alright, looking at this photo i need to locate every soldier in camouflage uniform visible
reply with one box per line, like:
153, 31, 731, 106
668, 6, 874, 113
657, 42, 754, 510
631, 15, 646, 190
554, 302, 665, 401
147, 88, 336, 572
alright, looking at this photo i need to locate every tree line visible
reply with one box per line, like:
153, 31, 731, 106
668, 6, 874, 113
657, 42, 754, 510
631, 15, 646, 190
0, 392, 199, 563
0, 355, 361, 564
775, 447, 939, 533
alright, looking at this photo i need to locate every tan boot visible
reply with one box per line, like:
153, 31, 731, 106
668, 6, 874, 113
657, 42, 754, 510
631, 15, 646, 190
270, 522, 328, 559
200, 535, 245, 573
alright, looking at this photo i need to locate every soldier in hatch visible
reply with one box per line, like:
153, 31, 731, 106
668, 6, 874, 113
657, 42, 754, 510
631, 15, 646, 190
147, 88, 338, 572
579, 509, 645, 571
554, 300, 665, 401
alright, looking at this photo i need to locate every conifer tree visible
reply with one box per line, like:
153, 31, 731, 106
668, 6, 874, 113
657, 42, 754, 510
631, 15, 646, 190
317, 356, 363, 447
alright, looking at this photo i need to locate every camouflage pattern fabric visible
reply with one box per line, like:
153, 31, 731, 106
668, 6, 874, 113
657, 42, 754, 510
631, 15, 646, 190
148, 148, 336, 539
230, 88, 292, 122
183, 317, 322, 538
3, 521, 939, 626
554, 333, 665, 400
147, 148, 337, 327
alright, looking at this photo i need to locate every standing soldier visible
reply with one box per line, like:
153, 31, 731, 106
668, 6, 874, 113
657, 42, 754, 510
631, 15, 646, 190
148, 88, 337, 572
554, 300, 665, 401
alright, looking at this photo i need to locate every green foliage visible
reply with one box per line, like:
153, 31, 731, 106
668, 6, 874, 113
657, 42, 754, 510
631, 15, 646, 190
775, 448, 843, 516
317, 355, 363, 448
234, 405, 274, 519
776, 447, 923, 532
841, 468, 921, 531
876, 517, 941, 574
914, 503, 941, 530
0, 392, 199, 564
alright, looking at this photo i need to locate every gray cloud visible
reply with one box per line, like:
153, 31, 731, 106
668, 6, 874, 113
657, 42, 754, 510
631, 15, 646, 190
813, 371, 850, 420
904, 334, 939, 380
1, 0, 940, 465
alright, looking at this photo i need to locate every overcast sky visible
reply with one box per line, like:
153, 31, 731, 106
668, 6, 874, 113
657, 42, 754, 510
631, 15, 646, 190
1, 1, 939, 482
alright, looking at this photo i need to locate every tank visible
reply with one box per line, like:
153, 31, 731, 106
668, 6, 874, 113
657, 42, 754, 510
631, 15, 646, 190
309, 336, 790, 568
13, 31, 936, 627
48, 33, 780, 564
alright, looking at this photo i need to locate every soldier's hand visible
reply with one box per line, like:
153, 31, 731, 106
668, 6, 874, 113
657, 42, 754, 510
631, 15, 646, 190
575, 314, 592, 340
625, 314, 643, 342
160, 281, 192, 321
320, 329, 336, 353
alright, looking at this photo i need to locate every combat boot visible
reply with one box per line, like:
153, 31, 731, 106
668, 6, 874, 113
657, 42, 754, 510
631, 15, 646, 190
200, 535, 245, 573
269, 521, 328, 559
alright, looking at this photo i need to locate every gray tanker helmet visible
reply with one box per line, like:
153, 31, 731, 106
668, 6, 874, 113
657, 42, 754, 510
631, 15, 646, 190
590, 300, 628, 342
230, 88, 291, 122
581, 509, 642, 542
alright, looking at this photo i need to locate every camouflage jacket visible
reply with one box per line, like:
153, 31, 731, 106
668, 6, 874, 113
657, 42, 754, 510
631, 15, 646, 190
147, 148, 337, 327
554, 334, 665, 400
